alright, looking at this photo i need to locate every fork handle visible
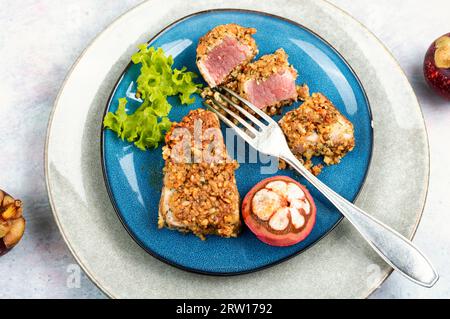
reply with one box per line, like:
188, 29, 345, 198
283, 154, 438, 287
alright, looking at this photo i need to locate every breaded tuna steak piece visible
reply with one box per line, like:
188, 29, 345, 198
158, 109, 241, 239
196, 24, 258, 87
237, 48, 298, 113
279, 93, 355, 175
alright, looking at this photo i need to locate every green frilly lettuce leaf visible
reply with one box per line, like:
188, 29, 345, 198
103, 46, 202, 150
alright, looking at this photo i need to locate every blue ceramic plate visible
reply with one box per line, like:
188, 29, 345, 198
102, 9, 373, 275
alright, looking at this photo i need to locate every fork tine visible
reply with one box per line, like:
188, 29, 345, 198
214, 91, 265, 129
204, 103, 255, 145
221, 87, 276, 124
210, 99, 259, 136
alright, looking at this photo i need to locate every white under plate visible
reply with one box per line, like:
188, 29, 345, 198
45, 0, 429, 298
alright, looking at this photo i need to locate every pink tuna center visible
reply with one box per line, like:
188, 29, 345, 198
244, 70, 297, 109
202, 36, 250, 86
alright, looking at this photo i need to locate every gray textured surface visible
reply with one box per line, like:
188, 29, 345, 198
0, 0, 449, 298
46, 0, 429, 298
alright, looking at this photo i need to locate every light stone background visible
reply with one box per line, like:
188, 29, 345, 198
0, 0, 449, 299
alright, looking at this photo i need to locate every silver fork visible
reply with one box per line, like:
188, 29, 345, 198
207, 87, 438, 288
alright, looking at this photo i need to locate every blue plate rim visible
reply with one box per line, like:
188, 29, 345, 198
100, 8, 374, 276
